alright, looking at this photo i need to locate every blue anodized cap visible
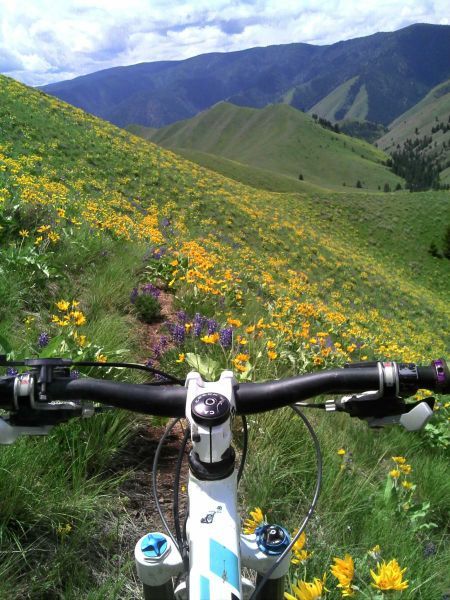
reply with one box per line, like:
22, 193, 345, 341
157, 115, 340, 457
256, 524, 290, 556
141, 532, 168, 558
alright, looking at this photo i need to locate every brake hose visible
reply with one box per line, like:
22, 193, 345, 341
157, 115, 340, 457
152, 418, 183, 552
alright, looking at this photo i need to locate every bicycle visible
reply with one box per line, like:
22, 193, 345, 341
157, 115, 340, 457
0, 355, 448, 599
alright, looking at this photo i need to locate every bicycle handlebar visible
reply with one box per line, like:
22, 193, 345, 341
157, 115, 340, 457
0, 359, 448, 419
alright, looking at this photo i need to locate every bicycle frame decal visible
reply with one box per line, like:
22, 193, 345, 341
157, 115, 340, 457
200, 575, 210, 600
210, 538, 240, 592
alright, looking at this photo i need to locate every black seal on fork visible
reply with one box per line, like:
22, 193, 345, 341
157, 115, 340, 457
188, 447, 236, 480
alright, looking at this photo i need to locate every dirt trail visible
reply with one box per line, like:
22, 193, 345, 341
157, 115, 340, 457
99, 289, 190, 596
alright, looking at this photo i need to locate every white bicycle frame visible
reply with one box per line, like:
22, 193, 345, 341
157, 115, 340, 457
135, 370, 291, 599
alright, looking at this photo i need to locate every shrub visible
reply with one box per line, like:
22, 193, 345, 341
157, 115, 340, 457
134, 292, 162, 323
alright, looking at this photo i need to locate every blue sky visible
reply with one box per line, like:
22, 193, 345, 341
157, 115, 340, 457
0, 0, 448, 86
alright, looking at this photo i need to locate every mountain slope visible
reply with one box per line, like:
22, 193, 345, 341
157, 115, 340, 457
377, 78, 450, 183
41, 23, 450, 128
0, 73, 449, 599
140, 102, 402, 191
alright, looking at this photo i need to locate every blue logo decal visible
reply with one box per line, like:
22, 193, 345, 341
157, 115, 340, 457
210, 538, 239, 592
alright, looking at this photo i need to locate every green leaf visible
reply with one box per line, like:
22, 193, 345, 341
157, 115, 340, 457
384, 474, 394, 503
39, 335, 64, 358
0, 334, 12, 354
185, 353, 221, 380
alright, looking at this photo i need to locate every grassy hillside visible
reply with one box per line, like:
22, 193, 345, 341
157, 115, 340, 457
377, 79, 450, 183
143, 102, 403, 192
0, 74, 449, 599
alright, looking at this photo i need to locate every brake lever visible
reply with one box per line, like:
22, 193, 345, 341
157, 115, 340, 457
365, 400, 434, 431
326, 392, 435, 431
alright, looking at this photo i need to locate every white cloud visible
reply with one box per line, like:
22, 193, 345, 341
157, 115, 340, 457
0, 0, 447, 85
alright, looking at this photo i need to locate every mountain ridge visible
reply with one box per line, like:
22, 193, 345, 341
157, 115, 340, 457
40, 23, 450, 128
134, 101, 403, 192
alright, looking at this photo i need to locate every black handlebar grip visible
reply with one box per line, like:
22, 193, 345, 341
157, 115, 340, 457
47, 378, 186, 417
0, 377, 15, 409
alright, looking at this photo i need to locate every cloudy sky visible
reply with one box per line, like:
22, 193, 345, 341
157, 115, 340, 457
0, 0, 448, 86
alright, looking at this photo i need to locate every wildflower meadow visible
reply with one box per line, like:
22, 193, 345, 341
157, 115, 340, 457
0, 73, 448, 598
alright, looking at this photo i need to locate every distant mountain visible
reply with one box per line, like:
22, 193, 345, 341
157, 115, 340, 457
377, 79, 450, 184
41, 24, 450, 129
134, 102, 403, 192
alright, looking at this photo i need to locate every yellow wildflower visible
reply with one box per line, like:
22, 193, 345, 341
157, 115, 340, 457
267, 350, 278, 360
176, 353, 185, 363
285, 574, 327, 600
70, 311, 86, 326
331, 554, 355, 596
246, 325, 256, 334
227, 318, 242, 327
389, 469, 401, 479
291, 531, 311, 565
399, 464, 412, 475
201, 333, 219, 344
392, 456, 407, 465
48, 231, 60, 243
243, 507, 265, 534
56, 523, 72, 536
19, 229, 29, 237
370, 559, 408, 591
401, 481, 413, 490
266, 340, 276, 349
337, 448, 346, 456
96, 353, 108, 363
56, 300, 70, 312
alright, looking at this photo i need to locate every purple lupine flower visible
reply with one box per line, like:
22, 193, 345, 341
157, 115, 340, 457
142, 283, 160, 298
206, 319, 219, 334
152, 336, 169, 359
151, 247, 166, 259
423, 542, 437, 558
6, 367, 18, 376
70, 370, 80, 379
152, 344, 162, 359
176, 310, 187, 324
161, 217, 171, 228
146, 358, 155, 368
325, 336, 334, 348
38, 332, 50, 348
154, 373, 170, 383
171, 324, 185, 345
193, 313, 204, 337
130, 287, 138, 304
219, 327, 233, 348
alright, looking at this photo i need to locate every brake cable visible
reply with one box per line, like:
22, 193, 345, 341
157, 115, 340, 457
249, 405, 323, 600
